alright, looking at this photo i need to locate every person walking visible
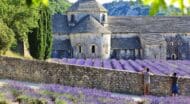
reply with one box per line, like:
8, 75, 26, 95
142, 67, 153, 95
171, 72, 179, 96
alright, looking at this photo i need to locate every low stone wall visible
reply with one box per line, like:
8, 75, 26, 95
0, 56, 190, 96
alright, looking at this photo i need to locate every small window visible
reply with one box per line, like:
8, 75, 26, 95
102, 14, 105, 22
159, 45, 162, 49
92, 45, 95, 53
78, 45, 82, 53
171, 42, 174, 46
71, 14, 75, 22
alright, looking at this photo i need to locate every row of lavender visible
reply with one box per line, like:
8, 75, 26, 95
1, 80, 190, 104
0, 80, 135, 104
53, 58, 190, 77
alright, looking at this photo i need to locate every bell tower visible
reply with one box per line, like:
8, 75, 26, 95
66, 0, 108, 26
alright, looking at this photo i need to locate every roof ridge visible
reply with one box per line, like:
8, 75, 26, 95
71, 15, 111, 34
74, 15, 93, 26
108, 16, 190, 33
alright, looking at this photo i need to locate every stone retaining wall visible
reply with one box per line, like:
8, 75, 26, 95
0, 56, 190, 96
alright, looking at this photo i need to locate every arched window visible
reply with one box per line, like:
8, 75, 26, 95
91, 45, 95, 53
71, 14, 75, 22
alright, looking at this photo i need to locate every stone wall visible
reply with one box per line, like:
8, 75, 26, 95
140, 33, 167, 60
164, 34, 190, 60
52, 34, 71, 58
70, 33, 111, 59
0, 56, 190, 96
111, 33, 138, 38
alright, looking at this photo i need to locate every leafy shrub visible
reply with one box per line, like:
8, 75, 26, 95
0, 93, 8, 104
0, 100, 8, 104
55, 99, 67, 104
0, 20, 14, 55
11, 89, 22, 98
17, 95, 47, 104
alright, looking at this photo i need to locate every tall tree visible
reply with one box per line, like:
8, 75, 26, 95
44, 8, 53, 59
28, 0, 71, 60
28, 7, 52, 60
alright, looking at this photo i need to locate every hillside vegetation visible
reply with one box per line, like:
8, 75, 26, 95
0, 0, 189, 59
104, 0, 184, 16
0, 0, 71, 60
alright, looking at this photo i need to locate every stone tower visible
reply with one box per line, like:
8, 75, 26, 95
67, 0, 108, 26
67, 0, 111, 59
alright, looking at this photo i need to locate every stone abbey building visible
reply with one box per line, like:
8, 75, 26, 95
52, 0, 190, 60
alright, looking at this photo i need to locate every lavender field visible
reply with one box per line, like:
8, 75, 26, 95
0, 80, 133, 104
0, 80, 190, 104
52, 58, 190, 77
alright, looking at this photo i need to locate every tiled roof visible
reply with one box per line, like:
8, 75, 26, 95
108, 16, 190, 33
52, 14, 70, 34
52, 15, 190, 34
111, 37, 141, 49
71, 15, 111, 34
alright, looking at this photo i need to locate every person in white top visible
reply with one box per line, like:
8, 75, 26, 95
141, 67, 153, 95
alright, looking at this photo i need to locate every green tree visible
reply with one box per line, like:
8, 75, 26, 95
139, 0, 190, 15
44, 8, 53, 59
0, 0, 39, 41
28, 7, 52, 60
28, 28, 40, 58
26, 0, 49, 6
0, 20, 14, 55
159, 6, 183, 16
0, 0, 39, 54
26, 0, 71, 14
49, 0, 71, 14
28, 0, 71, 60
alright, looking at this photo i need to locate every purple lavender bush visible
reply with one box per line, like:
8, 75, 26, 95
93, 59, 102, 67
103, 60, 112, 69
143, 96, 190, 104
0, 80, 135, 104
0, 80, 190, 104
52, 58, 190, 77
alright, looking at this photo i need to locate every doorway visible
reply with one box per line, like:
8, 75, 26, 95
171, 54, 177, 60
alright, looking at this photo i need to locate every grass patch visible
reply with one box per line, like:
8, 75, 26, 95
2, 50, 33, 59
0, 93, 9, 104
17, 95, 47, 104
55, 99, 68, 104
40, 90, 79, 104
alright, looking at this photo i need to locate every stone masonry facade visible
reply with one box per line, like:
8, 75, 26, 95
52, 0, 190, 60
0, 56, 190, 96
